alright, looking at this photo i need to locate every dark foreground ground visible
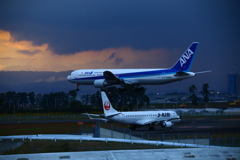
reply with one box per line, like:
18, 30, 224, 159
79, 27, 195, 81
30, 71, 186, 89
0, 116, 240, 155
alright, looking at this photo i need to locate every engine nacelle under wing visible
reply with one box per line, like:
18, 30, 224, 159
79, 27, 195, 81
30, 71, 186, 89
94, 79, 108, 88
161, 121, 173, 128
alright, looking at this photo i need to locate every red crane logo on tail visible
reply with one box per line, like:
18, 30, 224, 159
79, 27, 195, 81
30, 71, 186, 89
104, 101, 110, 110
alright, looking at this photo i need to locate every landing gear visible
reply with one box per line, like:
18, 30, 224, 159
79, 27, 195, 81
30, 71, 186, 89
134, 86, 145, 92
101, 87, 107, 91
75, 84, 79, 91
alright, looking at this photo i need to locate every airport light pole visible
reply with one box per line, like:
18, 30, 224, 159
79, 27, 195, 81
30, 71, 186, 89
164, 99, 166, 109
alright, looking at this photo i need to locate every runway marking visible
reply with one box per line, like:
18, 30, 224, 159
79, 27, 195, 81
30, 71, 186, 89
176, 126, 239, 129
176, 126, 193, 128
177, 126, 213, 129
196, 126, 213, 128
215, 119, 240, 121
195, 118, 208, 120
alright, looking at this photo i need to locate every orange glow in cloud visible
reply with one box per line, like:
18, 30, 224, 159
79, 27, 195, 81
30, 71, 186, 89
0, 30, 171, 72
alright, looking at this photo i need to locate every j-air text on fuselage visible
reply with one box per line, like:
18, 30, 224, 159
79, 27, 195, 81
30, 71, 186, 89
67, 42, 211, 91
83, 92, 182, 130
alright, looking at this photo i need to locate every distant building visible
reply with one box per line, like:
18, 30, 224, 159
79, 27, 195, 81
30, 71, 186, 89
228, 74, 240, 96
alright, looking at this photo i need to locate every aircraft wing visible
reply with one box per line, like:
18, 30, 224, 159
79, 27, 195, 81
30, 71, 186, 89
105, 112, 122, 117
103, 71, 135, 85
134, 119, 162, 126
104, 71, 122, 84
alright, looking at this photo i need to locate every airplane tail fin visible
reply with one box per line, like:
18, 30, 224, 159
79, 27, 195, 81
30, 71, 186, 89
101, 91, 119, 117
171, 42, 199, 72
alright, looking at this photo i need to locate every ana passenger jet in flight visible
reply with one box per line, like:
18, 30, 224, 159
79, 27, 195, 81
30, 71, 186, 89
84, 92, 182, 130
67, 42, 210, 91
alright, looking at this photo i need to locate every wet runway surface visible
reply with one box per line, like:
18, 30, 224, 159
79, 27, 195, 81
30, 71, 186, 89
1, 117, 240, 135
1, 118, 239, 159
133, 117, 240, 134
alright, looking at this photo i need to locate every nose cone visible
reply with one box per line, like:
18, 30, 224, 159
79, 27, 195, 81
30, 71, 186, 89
177, 115, 182, 122
67, 75, 72, 82
173, 114, 182, 123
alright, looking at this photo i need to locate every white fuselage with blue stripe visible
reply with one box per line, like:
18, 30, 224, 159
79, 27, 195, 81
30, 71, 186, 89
67, 42, 206, 89
67, 68, 195, 87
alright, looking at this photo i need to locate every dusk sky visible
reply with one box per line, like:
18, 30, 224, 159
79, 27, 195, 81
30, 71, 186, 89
0, 0, 239, 94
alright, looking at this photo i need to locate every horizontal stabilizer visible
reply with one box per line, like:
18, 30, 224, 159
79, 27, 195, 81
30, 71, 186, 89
195, 70, 212, 74
82, 113, 100, 117
174, 71, 190, 76
82, 113, 109, 122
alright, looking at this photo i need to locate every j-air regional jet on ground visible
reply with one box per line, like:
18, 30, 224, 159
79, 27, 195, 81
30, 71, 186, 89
84, 92, 182, 130
67, 42, 211, 91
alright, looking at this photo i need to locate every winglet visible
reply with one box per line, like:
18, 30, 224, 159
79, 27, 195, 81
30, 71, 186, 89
101, 91, 119, 117
171, 42, 199, 71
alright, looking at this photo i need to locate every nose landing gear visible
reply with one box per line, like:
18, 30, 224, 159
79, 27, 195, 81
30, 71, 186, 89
75, 84, 80, 91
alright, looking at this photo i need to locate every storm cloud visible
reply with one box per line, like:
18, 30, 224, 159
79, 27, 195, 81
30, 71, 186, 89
0, 0, 239, 93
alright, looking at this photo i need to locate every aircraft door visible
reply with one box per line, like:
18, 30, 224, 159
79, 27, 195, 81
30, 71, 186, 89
121, 114, 125, 122
160, 72, 165, 79
74, 72, 78, 78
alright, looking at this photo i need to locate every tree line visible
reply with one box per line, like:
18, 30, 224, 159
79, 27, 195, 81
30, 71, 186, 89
0, 86, 149, 113
189, 83, 210, 107
0, 83, 210, 113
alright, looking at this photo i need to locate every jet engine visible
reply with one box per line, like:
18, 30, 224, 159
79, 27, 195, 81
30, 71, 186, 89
94, 79, 108, 88
161, 121, 173, 128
